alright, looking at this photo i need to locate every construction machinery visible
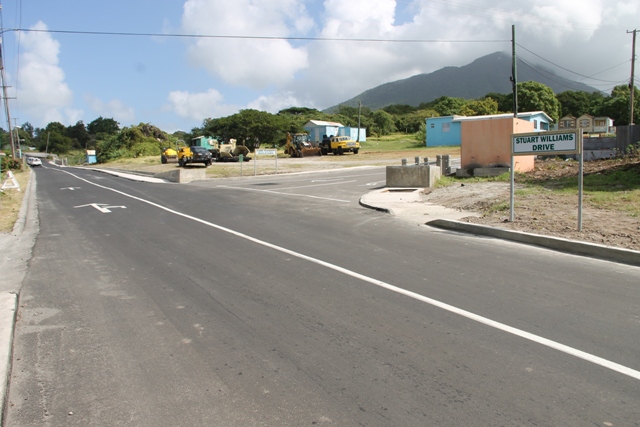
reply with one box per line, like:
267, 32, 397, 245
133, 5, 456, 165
177, 146, 213, 167
192, 136, 251, 162
284, 132, 322, 157
319, 135, 360, 155
161, 147, 178, 164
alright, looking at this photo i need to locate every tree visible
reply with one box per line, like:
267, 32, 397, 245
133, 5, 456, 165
87, 117, 120, 136
556, 91, 593, 118
596, 85, 639, 126
370, 110, 396, 136
460, 98, 499, 116
433, 96, 467, 116
20, 122, 35, 138
517, 81, 561, 122
483, 92, 512, 113
278, 107, 322, 117
66, 120, 90, 149
36, 122, 72, 154
382, 104, 416, 115
204, 109, 286, 150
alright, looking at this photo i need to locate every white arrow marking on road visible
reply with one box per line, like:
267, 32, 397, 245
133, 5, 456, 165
61, 187, 81, 191
74, 203, 127, 213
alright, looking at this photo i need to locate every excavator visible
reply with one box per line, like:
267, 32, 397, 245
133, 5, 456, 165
284, 132, 322, 157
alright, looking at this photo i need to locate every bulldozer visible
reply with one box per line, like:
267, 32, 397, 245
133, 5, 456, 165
284, 132, 321, 158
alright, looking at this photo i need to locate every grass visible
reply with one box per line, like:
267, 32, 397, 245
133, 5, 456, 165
0, 167, 31, 233
362, 134, 461, 158
437, 156, 640, 219
435, 172, 511, 188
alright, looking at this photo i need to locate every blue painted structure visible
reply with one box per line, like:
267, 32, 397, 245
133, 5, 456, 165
339, 127, 366, 142
191, 136, 218, 150
86, 150, 97, 164
426, 111, 552, 147
425, 116, 463, 147
304, 120, 366, 143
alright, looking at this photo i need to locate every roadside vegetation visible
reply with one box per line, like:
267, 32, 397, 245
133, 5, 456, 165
436, 148, 640, 221
0, 166, 30, 232
1, 82, 637, 169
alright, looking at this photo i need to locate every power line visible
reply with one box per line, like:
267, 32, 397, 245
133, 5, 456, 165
517, 43, 627, 84
2, 27, 508, 44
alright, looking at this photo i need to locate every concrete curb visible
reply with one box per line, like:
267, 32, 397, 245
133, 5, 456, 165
427, 219, 640, 267
358, 197, 392, 213
0, 293, 17, 424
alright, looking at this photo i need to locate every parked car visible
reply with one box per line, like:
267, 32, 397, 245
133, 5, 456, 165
26, 157, 42, 166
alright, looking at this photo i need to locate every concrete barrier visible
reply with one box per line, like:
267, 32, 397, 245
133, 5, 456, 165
154, 168, 206, 183
386, 165, 441, 188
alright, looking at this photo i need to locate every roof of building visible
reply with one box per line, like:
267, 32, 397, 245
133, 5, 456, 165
452, 111, 552, 122
305, 120, 345, 127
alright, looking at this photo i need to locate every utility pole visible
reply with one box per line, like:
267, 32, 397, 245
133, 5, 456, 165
357, 100, 362, 142
510, 25, 518, 118
0, 40, 16, 158
628, 29, 637, 125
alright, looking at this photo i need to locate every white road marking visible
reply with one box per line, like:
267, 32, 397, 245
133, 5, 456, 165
216, 185, 350, 202
74, 203, 127, 213
58, 168, 640, 382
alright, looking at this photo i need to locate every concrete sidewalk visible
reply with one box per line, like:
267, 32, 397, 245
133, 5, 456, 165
0, 169, 38, 424
360, 187, 640, 268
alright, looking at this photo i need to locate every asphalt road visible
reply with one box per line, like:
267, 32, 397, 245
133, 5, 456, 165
6, 164, 640, 426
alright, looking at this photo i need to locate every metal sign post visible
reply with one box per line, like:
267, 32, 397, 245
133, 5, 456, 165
253, 149, 278, 176
510, 130, 583, 230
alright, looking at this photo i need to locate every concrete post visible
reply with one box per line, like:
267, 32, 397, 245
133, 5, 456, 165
401, 158, 407, 165
436, 155, 441, 166
423, 157, 429, 165
415, 156, 420, 165
442, 154, 450, 175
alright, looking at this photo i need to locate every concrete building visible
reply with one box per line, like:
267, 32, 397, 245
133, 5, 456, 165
555, 114, 615, 135
426, 111, 552, 147
460, 116, 536, 173
304, 120, 366, 143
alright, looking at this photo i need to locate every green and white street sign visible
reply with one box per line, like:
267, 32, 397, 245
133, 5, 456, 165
512, 130, 581, 155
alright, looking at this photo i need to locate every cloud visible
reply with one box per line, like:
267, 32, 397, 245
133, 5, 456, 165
181, 0, 311, 88
84, 95, 136, 124
16, 21, 80, 126
166, 89, 238, 121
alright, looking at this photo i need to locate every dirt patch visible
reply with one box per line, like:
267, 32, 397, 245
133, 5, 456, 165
424, 158, 640, 251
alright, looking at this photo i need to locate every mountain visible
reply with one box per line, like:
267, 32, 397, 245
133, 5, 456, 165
326, 52, 601, 111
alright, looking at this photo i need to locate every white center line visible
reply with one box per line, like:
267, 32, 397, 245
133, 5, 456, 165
60, 168, 640, 382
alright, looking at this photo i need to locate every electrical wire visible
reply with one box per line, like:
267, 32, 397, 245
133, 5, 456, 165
517, 43, 628, 84
3, 27, 508, 44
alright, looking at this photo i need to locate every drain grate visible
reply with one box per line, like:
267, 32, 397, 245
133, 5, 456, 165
387, 188, 419, 193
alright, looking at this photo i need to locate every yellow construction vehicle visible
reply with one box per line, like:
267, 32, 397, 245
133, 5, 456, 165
319, 135, 359, 155
161, 147, 178, 164
284, 132, 321, 157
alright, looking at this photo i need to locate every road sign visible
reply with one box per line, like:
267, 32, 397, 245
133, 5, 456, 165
512, 130, 580, 155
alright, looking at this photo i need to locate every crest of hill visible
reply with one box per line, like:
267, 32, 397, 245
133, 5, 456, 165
326, 52, 600, 111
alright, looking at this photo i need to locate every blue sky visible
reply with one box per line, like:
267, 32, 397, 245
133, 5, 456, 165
1, 0, 638, 133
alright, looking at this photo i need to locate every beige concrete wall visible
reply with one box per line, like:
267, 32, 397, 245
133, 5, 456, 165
386, 165, 441, 188
460, 117, 535, 172
154, 168, 206, 183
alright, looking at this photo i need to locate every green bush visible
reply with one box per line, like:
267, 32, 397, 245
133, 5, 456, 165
1, 156, 22, 171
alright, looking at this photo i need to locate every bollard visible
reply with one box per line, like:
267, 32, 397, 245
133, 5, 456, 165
436, 155, 441, 166
415, 156, 420, 165
401, 158, 407, 165
442, 154, 450, 175
423, 157, 429, 165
